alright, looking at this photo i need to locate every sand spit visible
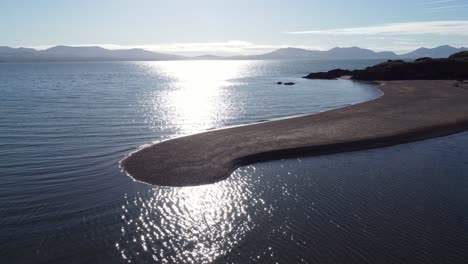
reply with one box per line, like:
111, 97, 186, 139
122, 80, 468, 187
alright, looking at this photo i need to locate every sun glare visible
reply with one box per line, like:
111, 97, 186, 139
118, 169, 262, 263
145, 60, 251, 134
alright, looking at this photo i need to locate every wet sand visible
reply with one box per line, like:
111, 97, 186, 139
122, 80, 468, 187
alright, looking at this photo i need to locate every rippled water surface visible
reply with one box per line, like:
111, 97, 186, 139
1, 60, 467, 263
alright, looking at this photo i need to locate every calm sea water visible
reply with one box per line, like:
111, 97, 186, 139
0, 60, 467, 264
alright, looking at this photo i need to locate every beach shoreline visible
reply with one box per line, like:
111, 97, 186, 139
121, 80, 468, 187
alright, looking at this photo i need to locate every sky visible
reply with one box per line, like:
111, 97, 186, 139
1, 0, 468, 55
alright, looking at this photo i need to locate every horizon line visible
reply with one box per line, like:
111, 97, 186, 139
2, 43, 468, 57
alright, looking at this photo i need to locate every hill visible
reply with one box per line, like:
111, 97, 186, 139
233, 47, 399, 60
400, 45, 468, 59
0, 45, 183, 62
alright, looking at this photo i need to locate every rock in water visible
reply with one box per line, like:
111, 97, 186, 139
303, 69, 353, 79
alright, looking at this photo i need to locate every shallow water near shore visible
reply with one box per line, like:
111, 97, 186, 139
1, 60, 467, 263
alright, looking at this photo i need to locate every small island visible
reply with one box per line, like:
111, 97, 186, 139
122, 52, 468, 187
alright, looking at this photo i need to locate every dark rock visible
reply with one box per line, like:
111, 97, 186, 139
303, 69, 353, 79
387, 59, 405, 63
415, 57, 432, 62
277, 82, 282, 85
449, 51, 468, 59
304, 56, 468, 81
284, 82, 295, 85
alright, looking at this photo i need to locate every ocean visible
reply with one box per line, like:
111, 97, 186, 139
1, 60, 467, 263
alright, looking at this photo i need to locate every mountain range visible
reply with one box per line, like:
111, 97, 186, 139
0, 45, 467, 62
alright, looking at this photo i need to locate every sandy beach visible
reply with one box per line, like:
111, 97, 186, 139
122, 80, 468, 187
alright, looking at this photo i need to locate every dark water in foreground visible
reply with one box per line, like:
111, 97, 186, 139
0, 60, 467, 263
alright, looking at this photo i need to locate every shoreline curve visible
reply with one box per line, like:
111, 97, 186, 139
121, 80, 468, 187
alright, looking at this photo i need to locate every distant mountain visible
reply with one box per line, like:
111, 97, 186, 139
43, 45, 110, 56
233, 47, 398, 60
0, 46, 30, 54
324, 47, 399, 60
0, 46, 45, 61
0, 46, 39, 55
240, 47, 322, 59
265, 47, 319, 58
229, 45, 464, 60
0, 45, 466, 62
43, 45, 183, 61
0, 45, 183, 62
400, 45, 468, 58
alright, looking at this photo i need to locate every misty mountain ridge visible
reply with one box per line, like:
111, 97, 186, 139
398, 45, 467, 59
0, 45, 183, 62
0, 45, 467, 62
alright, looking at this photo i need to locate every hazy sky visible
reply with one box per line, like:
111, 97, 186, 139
2, 0, 468, 55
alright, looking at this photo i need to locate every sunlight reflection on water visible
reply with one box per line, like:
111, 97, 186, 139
142, 60, 253, 135
117, 167, 271, 263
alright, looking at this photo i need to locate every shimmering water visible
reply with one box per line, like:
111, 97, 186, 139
1, 60, 467, 264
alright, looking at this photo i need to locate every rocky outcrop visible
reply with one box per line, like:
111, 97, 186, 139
303, 69, 354, 79
303, 52, 468, 81
415, 57, 432, 62
449, 51, 468, 60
